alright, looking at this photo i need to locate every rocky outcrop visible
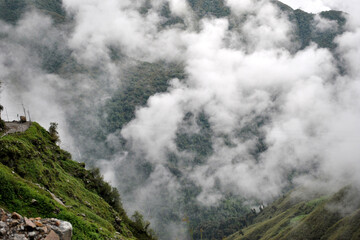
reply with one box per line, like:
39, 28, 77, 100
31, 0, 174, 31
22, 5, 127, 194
0, 208, 72, 240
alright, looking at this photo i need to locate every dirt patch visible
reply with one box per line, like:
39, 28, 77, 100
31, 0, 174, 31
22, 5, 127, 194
1, 122, 31, 137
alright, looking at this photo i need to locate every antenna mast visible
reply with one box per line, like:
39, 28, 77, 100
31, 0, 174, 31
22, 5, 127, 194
5, 107, 9, 122
27, 110, 31, 122
22, 103, 26, 118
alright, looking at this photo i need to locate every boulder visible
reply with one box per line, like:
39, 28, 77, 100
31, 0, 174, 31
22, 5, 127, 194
51, 220, 73, 240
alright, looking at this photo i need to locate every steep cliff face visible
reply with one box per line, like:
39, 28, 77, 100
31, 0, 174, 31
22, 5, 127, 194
0, 122, 155, 240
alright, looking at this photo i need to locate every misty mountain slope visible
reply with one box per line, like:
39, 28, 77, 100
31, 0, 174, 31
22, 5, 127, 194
185, 0, 345, 50
225, 187, 360, 240
1, 0, 360, 240
86, 4, 347, 239
0, 122, 156, 239
104, 62, 186, 137
291, 9, 346, 50
99, 0, 346, 139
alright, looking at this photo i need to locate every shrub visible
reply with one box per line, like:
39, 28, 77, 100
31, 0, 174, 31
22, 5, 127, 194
48, 122, 60, 144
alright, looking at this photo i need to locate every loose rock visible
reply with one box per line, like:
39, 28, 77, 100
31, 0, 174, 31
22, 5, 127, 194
11, 212, 22, 220
24, 217, 37, 229
44, 230, 60, 240
0, 208, 72, 240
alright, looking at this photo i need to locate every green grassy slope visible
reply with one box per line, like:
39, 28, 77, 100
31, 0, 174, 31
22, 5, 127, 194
225, 188, 360, 240
0, 122, 155, 240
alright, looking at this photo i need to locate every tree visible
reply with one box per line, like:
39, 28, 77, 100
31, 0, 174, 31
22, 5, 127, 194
48, 122, 60, 144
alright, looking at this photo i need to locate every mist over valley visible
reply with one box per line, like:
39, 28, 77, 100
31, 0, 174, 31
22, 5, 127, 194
1, 0, 360, 239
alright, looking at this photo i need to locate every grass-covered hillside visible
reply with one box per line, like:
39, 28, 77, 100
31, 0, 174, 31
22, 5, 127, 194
0, 122, 155, 240
225, 187, 360, 240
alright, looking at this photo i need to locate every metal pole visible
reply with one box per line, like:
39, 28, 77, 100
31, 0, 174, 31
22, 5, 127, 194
22, 103, 26, 120
5, 107, 9, 122
27, 110, 31, 122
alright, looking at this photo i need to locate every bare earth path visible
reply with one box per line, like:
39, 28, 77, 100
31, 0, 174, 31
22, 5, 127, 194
1, 122, 31, 137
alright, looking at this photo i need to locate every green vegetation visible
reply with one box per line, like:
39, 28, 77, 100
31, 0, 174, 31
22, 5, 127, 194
0, 0, 27, 23
0, 122, 156, 239
175, 111, 213, 165
187, 195, 250, 240
185, 0, 345, 51
187, 0, 230, 18
0, 0, 65, 24
225, 188, 360, 240
104, 62, 186, 134
291, 9, 346, 50
48, 122, 60, 144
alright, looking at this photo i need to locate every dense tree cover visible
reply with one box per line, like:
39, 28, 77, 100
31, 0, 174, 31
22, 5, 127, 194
175, 112, 214, 165
186, 0, 345, 51
291, 9, 346, 50
0, 0, 65, 24
0, 0, 26, 23
160, 3, 185, 26
187, 0, 230, 18
104, 62, 186, 134
187, 195, 252, 240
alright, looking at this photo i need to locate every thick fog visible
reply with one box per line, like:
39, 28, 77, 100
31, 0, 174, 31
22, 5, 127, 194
1, 0, 359, 239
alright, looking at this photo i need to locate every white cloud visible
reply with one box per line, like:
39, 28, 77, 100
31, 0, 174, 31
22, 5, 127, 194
313, 15, 339, 33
